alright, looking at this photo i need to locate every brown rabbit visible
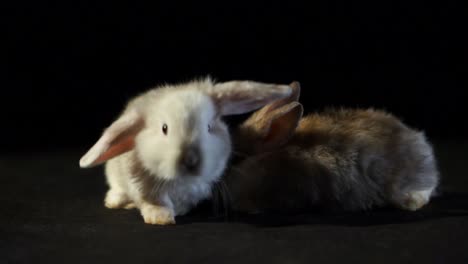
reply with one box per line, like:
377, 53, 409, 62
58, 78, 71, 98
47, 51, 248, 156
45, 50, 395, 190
225, 82, 439, 213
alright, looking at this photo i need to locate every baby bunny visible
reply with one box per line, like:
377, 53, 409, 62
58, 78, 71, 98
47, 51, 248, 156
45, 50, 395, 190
79, 78, 292, 224
226, 82, 439, 213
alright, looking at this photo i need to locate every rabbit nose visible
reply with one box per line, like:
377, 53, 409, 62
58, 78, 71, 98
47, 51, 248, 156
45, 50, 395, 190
180, 146, 200, 175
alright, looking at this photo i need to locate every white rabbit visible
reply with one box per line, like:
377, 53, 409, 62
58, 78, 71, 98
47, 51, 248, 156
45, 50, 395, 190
79, 78, 292, 224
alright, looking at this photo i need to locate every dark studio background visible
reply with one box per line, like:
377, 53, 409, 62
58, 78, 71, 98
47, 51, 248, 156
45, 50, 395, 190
3, 0, 467, 153
2, 1, 468, 263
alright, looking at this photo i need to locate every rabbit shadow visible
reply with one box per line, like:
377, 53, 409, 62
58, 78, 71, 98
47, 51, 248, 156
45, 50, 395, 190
177, 192, 468, 227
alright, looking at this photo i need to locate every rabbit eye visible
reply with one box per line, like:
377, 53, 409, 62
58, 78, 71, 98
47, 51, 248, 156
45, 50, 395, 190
162, 124, 168, 135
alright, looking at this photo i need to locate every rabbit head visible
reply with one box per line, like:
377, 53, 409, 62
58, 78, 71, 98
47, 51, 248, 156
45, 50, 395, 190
79, 78, 293, 183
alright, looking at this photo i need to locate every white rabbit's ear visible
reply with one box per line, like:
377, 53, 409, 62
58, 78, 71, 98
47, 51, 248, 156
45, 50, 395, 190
211, 81, 292, 115
259, 102, 303, 149
79, 110, 145, 168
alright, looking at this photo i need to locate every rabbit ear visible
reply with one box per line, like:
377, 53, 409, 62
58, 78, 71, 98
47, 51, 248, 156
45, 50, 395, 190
257, 81, 301, 115
258, 102, 303, 149
245, 81, 301, 124
79, 110, 145, 168
210, 81, 292, 115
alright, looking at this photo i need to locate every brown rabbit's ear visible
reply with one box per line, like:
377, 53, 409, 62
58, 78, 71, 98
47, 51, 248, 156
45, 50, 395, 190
210, 81, 292, 115
79, 110, 145, 168
259, 81, 301, 114
258, 102, 303, 150
245, 81, 301, 124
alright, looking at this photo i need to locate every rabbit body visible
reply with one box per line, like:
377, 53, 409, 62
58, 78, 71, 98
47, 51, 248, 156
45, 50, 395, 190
227, 85, 439, 213
80, 78, 293, 224
105, 150, 216, 220
100, 85, 231, 224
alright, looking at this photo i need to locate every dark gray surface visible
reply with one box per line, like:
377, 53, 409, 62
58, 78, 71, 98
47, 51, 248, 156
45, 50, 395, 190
1, 140, 468, 263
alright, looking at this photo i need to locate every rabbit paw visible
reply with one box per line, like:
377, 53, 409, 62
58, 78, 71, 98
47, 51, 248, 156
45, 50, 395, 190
140, 204, 176, 225
400, 189, 433, 211
105, 190, 133, 209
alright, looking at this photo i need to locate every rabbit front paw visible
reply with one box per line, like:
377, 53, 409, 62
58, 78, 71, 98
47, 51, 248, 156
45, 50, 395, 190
105, 189, 134, 209
140, 204, 176, 225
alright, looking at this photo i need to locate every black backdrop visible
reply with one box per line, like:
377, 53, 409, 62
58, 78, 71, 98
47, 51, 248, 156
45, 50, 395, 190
3, 2, 468, 263
3, 1, 467, 153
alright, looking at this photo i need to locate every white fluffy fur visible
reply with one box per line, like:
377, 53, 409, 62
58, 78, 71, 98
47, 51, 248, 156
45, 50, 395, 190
80, 78, 292, 225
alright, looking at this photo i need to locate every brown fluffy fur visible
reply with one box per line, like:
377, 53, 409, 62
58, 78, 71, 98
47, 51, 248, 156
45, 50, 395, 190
225, 82, 439, 213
